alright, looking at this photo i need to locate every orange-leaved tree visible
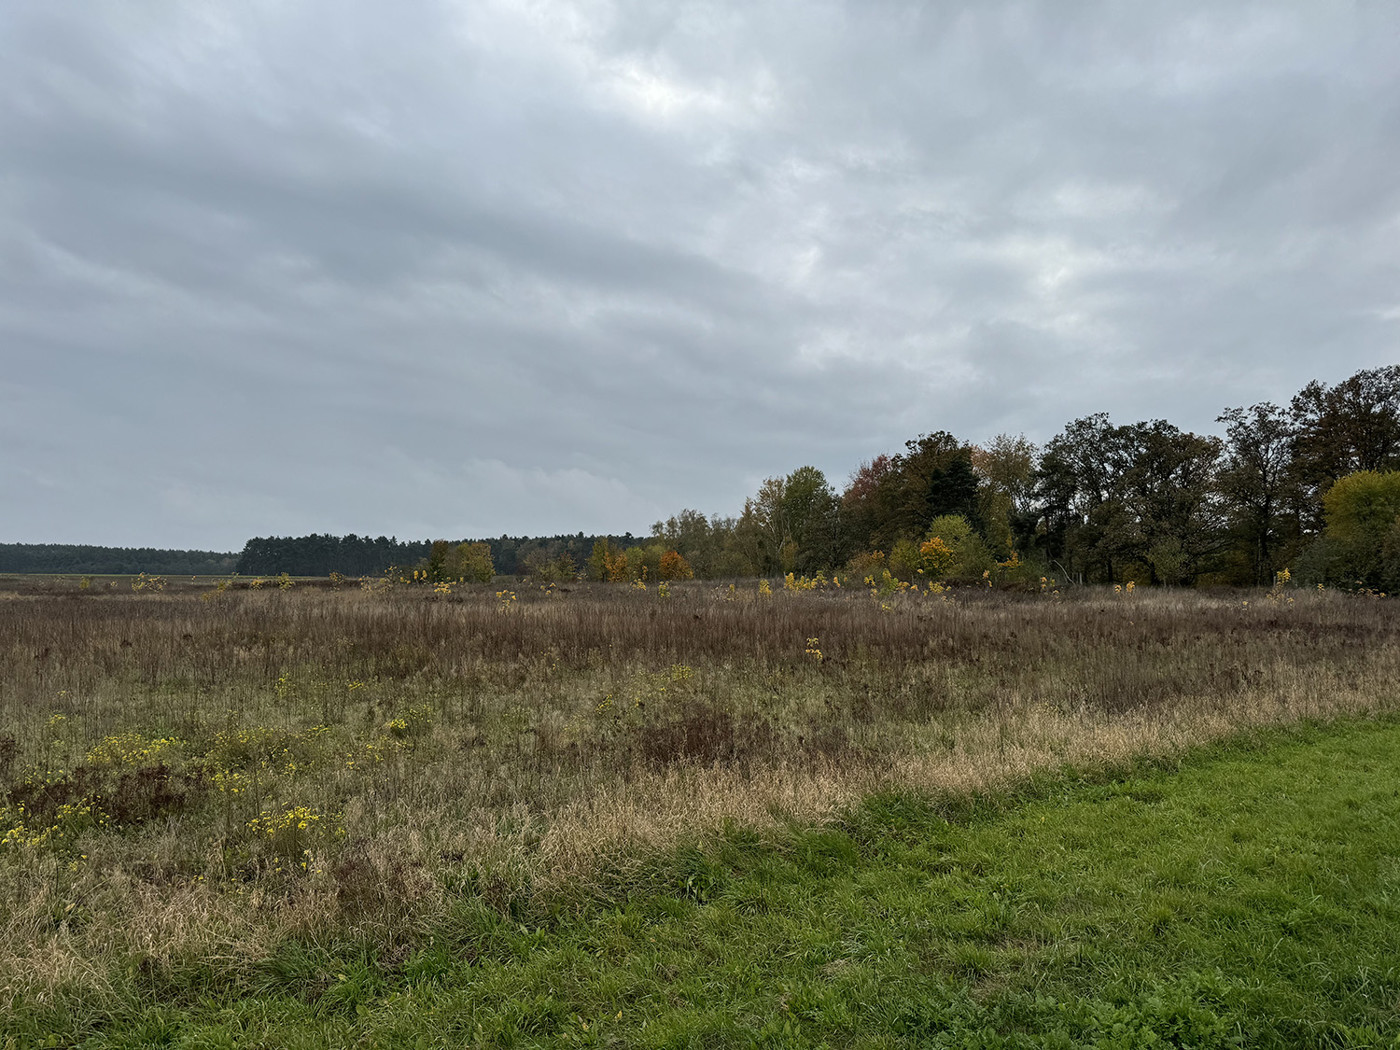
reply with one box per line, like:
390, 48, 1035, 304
605, 548, 631, 582
658, 550, 694, 580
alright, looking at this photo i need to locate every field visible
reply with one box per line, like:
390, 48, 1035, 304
2, 576, 1398, 1045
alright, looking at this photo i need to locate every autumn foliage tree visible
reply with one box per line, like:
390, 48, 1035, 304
588, 539, 630, 582
657, 550, 694, 580
859, 433, 979, 551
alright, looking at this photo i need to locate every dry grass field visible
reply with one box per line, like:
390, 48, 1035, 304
1, 575, 1397, 1018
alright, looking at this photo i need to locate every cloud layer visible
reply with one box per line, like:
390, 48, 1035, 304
4, 1, 1399, 547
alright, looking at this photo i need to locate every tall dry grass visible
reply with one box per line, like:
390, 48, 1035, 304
1, 577, 1397, 1010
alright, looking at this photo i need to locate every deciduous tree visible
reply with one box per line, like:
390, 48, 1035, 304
1291, 366, 1400, 528
657, 550, 694, 580
1322, 470, 1400, 588
1217, 403, 1299, 584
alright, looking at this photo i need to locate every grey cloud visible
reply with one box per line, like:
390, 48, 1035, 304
3, 1, 1398, 548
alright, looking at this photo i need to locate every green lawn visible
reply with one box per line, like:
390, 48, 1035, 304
15, 717, 1400, 1049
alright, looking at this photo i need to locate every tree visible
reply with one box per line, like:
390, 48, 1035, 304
657, 550, 694, 580
605, 547, 632, 582
780, 466, 841, 574
705, 515, 753, 577
841, 454, 894, 555
1322, 471, 1400, 588
443, 542, 495, 583
972, 434, 1038, 557
1034, 414, 1132, 582
731, 467, 844, 575
1034, 416, 1223, 584
587, 539, 613, 582
1117, 422, 1224, 585
739, 476, 789, 575
1216, 403, 1299, 584
522, 548, 576, 582
924, 514, 992, 581
919, 515, 974, 579
426, 540, 452, 581
862, 432, 979, 551
652, 509, 715, 577
1290, 366, 1400, 528
624, 542, 668, 582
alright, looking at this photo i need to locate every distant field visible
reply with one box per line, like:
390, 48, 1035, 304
0, 572, 334, 594
1, 578, 1397, 1044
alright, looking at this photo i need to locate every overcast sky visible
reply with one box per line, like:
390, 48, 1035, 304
3, 2, 1398, 550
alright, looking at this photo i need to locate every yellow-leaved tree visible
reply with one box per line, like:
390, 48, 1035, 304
1322, 470, 1400, 589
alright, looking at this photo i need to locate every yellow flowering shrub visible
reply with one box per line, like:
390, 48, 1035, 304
918, 537, 956, 579
85, 733, 184, 769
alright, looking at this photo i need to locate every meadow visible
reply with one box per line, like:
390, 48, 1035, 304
1, 574, 1398, 1044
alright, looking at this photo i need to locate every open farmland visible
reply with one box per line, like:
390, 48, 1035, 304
2, 578, 1399, 1043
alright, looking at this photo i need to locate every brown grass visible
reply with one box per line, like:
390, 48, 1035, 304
0, 577, 1397, 1008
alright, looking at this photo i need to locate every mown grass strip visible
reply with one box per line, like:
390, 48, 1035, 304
14, 717, 1400, 1049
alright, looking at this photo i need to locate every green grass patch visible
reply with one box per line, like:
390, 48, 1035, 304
12, 717, 1400, 1048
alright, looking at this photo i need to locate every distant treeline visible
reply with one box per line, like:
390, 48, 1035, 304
12, 365, 1399, 591
234, 535, 431, 577
0, 544, 237, 576
0, 534, 641, 579
233, 532, 638, 578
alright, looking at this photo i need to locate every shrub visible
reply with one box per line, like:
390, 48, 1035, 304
919, 537, 955, 579
889, 539, 922, 580
923, 515, 996, 582
846, 550, 887, 580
